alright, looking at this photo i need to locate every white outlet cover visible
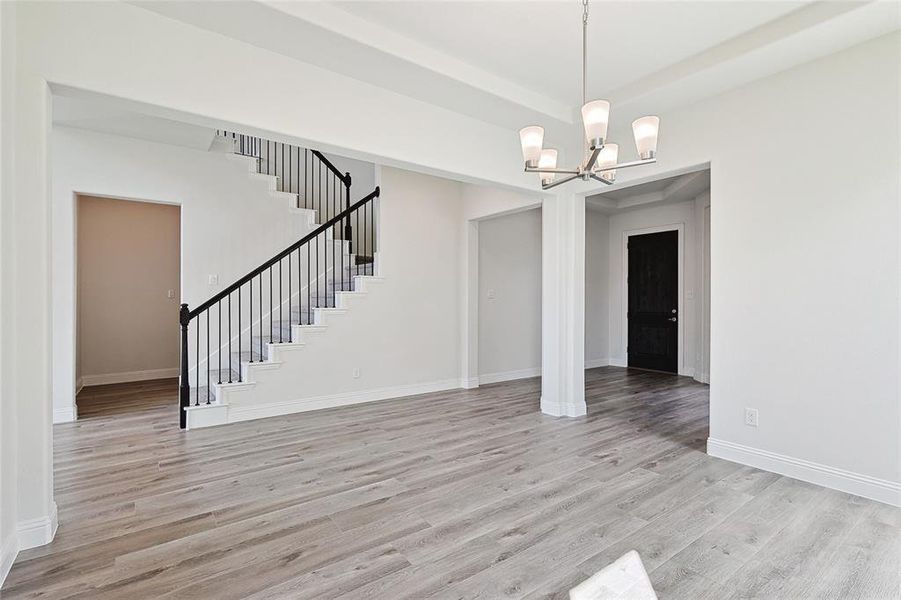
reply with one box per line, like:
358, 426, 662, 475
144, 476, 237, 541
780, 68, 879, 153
487, 289, 496, 299
208, 274, 219, 285
352, 368, 361, 379
744, 408, 759, 427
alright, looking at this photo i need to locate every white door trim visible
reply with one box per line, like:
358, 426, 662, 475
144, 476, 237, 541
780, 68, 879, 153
622, 223, 685, 375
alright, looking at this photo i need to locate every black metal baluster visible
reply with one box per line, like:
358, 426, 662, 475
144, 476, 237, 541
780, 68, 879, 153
287, 253, 292, 338
227, 294, 232, 383
308, 239, 312, 325
364, 197, 368, 271
330, 174, 334, 305
269, 267, 273, 343
278, 260, 283, 343
217, 300, 222, 384
195, 316, 199, 406
356, 206, 360, 276
259, 274, 263, 360
238, 285, 243, 380
248, 277, 253, 363
206, 309, 210, 404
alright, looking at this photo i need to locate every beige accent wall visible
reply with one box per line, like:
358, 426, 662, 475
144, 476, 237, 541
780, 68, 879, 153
77, 195, 180, 383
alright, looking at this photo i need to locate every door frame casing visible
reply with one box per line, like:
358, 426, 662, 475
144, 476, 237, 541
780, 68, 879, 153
622, 223, 685, 375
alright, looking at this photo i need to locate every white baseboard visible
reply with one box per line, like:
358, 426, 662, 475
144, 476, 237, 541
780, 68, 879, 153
584, 358, 609, 369
608, 357, 627, 368
0, 533, 18, 590
680, 366, 695, 378
75, 377, 84, 396
17, 502, 58, 551
478, 367, 541, 385
81, 368, 179, 387
539, 395, 587, 418
460, 377, 480, 389
52, 405, 77, 424
474, 362, 607, 387
227, 378, 463, 424
707, 438, 901, 507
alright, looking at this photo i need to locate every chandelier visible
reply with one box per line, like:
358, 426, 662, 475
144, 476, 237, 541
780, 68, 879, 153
519, 0, 660, 190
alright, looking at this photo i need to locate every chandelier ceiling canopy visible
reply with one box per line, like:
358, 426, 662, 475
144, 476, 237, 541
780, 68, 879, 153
520, 0, 660, 190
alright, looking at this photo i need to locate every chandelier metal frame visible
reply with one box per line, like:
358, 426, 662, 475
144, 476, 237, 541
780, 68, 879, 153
521, 0, 660, 190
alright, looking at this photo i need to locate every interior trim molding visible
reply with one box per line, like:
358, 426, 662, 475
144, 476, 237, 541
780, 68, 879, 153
459, 377, 480, 389
539, 395, 587, 418
17, 502, 59, 551
52, 406, 78, 424
584, 357, 609, 369
707, 438, 901, 507
227, 378, 464, 424
81, 368, 179, 387
479, 367, 541, 385
0, 533, 18, 589
621, 223, 685, 376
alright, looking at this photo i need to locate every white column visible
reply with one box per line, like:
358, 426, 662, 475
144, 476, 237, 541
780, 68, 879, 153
541, 192, 586, 417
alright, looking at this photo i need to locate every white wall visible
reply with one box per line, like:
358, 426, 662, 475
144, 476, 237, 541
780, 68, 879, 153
607, 200, 700, 377
219, 167, 465, 411
51, 127, 350, 421
585, 209, 610, 367
477, 208, 541, 382
605, 33, 900, 503
0, 0, 19, 584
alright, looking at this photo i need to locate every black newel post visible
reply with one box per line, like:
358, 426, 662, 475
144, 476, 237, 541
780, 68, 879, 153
344, 172, 353, 254
179, 303, 190, 429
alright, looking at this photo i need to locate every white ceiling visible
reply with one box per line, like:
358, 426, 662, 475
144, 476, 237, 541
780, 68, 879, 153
53, 94, 217, 150
587, 169, 710, 213
333, 1, 806, 105
136, 0, 900, 139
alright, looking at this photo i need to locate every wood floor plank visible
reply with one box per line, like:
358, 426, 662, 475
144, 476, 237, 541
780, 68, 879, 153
2, 368, 898, 599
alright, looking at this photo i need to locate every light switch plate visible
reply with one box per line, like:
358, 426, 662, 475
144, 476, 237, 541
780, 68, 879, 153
208, 275, 218, 285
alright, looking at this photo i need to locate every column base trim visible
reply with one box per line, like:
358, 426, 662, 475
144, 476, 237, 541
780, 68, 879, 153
540, 395, 587, 418
17, 502, 58, 551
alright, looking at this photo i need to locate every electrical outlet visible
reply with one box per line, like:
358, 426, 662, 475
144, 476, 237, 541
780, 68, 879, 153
744, 407, 759, 427
352, 368, 361, 379
487, 289, 496, 300
208, 274, 219, 285
167, 289, 175, 299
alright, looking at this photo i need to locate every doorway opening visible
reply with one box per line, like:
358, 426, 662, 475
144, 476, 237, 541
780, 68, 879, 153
75, 195, 181, 418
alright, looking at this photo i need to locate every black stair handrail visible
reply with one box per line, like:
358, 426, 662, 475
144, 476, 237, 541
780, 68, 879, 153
186, 186, 378, 320
219, 130, 351, 186
178, 185, 380, 428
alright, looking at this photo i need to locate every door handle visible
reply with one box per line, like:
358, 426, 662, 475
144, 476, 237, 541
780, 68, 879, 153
668, 317, 677, 322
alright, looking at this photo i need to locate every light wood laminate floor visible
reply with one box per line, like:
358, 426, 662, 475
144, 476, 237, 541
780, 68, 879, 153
4, 368, 898, 599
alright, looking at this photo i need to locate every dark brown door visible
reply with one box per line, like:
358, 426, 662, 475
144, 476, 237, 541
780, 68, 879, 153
628, 230, 678, 373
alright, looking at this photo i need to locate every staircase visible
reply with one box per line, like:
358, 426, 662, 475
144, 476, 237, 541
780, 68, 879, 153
180, 132, 381, 429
